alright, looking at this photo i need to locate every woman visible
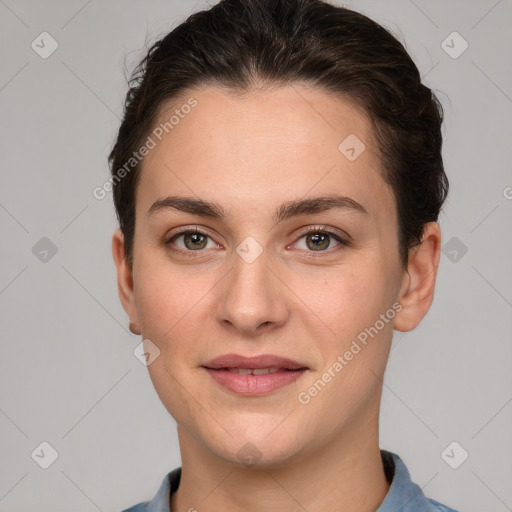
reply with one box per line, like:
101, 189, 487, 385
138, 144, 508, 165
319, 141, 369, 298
110, 0, 457, 510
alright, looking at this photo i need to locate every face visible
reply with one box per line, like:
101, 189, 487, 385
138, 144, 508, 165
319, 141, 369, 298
114, 84, 423, 466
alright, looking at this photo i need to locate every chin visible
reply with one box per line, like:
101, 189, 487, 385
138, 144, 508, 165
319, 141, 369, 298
200, 421, 308, 468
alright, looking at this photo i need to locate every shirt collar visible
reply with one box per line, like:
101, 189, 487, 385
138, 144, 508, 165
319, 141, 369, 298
378, 450, 455, 511
133, 450, 456, 512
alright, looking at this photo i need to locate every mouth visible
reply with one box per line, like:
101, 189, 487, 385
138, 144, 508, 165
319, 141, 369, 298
202, 354, 309, 395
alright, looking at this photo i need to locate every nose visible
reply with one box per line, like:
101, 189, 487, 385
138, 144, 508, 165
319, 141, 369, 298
216, 248, 289, 336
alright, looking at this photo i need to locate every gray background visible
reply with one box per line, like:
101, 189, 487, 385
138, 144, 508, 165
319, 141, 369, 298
0, 0, 511, 511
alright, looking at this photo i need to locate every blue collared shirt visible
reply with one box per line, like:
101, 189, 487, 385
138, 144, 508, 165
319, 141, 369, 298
122, 450, 458, 511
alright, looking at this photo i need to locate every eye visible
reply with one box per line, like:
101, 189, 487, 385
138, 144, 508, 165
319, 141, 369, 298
164, 228, 220, 254
164, 225, 350, 257
292, 226, 350, 253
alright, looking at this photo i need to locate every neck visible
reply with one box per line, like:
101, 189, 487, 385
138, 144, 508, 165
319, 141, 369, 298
171, 410, 390, 512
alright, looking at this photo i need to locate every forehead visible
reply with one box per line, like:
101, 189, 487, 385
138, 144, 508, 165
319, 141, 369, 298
136, 84, 394, 224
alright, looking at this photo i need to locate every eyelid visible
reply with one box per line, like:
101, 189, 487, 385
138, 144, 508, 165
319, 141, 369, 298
165, 225, 218, 240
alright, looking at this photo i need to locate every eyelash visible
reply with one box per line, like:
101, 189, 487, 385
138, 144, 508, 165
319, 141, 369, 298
163, 225, 350, 258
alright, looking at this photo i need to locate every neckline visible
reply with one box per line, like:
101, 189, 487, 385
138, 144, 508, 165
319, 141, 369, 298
166, 449, 397, 509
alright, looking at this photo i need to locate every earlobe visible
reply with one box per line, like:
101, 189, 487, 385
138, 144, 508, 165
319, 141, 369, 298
129, 322, 141, 335
112, 229, 141, 334
394, 222, 441, 332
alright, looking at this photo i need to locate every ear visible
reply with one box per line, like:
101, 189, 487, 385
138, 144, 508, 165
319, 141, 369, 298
112, 229, 141, 335
394, 222, 441, 332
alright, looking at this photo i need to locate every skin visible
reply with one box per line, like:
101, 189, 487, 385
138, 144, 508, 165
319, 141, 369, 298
112, 84, 441, 512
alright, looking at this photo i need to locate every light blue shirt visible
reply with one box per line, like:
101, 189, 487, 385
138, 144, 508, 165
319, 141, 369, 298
122, 450, 458, 511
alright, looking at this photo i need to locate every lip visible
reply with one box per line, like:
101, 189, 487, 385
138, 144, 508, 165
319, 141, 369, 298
203, 353, 308, 370
202, 353, 309, 396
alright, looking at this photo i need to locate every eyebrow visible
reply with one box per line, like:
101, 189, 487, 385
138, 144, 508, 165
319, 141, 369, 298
147, 194, 368, 224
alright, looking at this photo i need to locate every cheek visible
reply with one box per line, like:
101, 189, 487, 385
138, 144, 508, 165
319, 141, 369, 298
299, 273, 394, 420
132, 258, 219, 368
134, 256, 193, 336
317, 268, 390, 341
133, 263, 208, 424
308, 260, 397, 397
